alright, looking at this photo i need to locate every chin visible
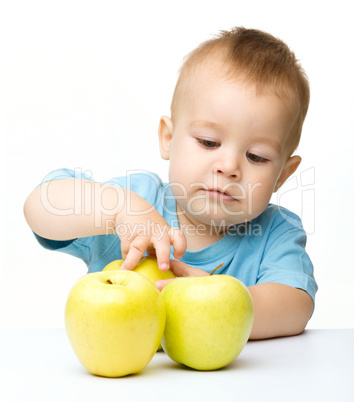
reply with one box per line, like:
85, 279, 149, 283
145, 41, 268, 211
194, 215, 245, 231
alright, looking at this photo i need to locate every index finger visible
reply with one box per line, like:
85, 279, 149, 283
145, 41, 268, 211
150, 231, 172, 271
169, 227, 187, 260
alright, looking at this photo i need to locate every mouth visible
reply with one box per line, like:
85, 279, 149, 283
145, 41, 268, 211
205, 189, 238, 202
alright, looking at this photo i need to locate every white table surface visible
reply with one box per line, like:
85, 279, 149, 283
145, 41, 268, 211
0, 329, 353, 402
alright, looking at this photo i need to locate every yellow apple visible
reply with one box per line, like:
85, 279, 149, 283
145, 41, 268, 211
65, 270, 166, 377
103, 256, 175, 284
161, 274, 254, 370
103, 257, 174, 352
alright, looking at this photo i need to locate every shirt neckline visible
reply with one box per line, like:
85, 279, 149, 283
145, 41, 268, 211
162, 183, 242, 265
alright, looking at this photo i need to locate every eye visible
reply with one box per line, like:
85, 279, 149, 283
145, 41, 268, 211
247, 152, 268, 163
197, 139, 220, 149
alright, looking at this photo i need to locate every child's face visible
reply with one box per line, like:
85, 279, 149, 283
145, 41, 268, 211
159, 65, 301, 228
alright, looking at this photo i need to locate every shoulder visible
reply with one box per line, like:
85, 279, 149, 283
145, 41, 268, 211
39, 168, 94, 183
40, 169, 165, 193
104, 171, 166, 208
251, 204, 309, 255
250, 204, 307, 249
253, 203, 304, 232
104, 171, 164, 191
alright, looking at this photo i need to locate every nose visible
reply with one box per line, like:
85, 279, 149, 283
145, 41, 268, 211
214, 152, 241, 179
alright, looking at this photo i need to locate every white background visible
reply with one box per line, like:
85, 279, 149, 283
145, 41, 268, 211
1, 0, 353, 329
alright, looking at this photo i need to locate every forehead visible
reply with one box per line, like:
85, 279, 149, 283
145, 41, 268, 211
182, 61, 297, 103
180, 63, 295, 115
175, 63, 299, 153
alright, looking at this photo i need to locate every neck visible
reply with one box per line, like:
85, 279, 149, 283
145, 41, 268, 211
176, 205, 227, 251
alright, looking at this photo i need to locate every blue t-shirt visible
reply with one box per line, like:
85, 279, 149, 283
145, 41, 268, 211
34, 168, 318, 306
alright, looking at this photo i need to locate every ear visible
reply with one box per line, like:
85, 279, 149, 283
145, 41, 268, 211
274, 155, 302, 192
158, 116, 173, 160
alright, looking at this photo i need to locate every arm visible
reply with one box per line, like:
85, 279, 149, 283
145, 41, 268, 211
156, 261, 313, 340
24, 178, 186, 270
247, 283, 313, 340
23, 178, 125, 240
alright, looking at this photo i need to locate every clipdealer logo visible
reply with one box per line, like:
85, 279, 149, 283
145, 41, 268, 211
276, 167, 315, 234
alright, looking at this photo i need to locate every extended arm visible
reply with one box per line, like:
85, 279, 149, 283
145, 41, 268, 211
24, 178, 186, 270
24, 178, 125, 240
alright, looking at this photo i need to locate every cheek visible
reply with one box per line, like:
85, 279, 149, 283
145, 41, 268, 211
168, 154, 191, 190
168, 141, 198, 181
246, 171, 277, 202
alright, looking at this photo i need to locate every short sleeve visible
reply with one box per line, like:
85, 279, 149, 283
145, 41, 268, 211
257, 208, 318, 308
103, 170, 165, 212
38, 167, 94, 184
32, 169, 166, 272
33, 168, 95, 254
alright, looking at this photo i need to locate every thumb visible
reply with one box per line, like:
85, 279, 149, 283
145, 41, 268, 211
155, 278, 175, 291
169, 259, 208, 278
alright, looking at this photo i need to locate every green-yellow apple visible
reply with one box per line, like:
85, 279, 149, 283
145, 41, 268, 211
161, 274, 254, 371
103, 256, 175, 284
104, 257, 174, 352
65, 270, 166, 377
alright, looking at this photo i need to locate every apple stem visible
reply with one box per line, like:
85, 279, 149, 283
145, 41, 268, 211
106, 279, 113, 284
209, 263, 224, 276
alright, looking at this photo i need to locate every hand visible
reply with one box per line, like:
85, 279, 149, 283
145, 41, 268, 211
116, 192, 186, 271
155, 259, 209, 291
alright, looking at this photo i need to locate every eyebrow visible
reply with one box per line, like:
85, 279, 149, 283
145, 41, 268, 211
188, 120, 224, 131
253, 137, 282, 154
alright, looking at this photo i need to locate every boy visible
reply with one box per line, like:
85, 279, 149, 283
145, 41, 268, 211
24, 27, 317, 340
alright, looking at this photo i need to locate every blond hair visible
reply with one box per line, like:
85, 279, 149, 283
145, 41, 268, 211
171, 27, 310, 154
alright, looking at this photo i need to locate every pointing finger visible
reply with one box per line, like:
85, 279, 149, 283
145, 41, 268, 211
169, 228, 187, 259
